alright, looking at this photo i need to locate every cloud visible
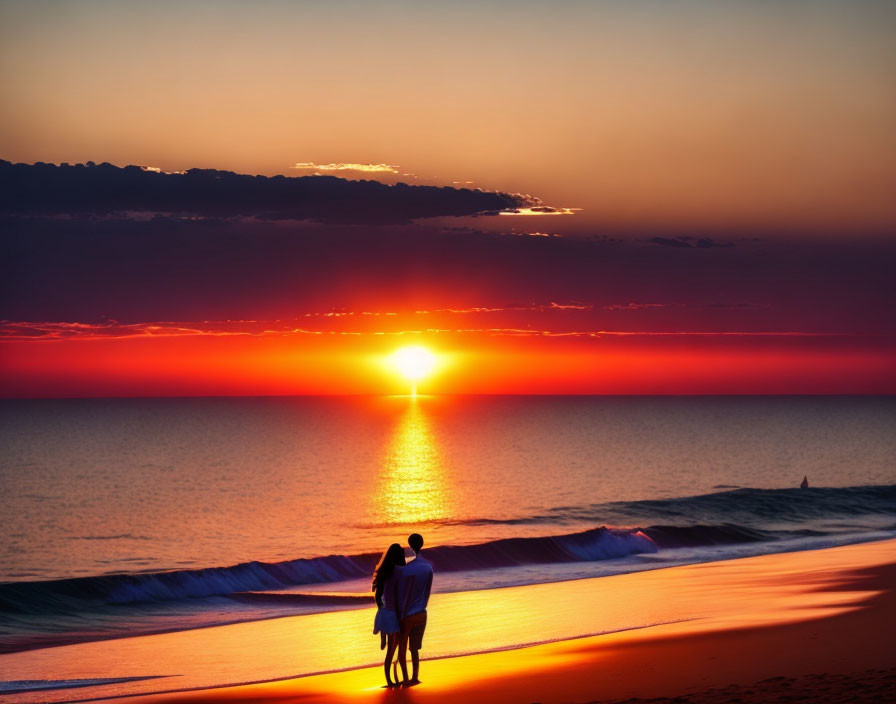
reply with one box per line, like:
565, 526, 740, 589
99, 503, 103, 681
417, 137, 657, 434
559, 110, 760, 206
498, 206, 579, 216
603, 302, 764, 311
291, 162, 399, 174
0, 160, 534, 223
649, 236, 735, 248
650, 236, 692, 248
1, 319, 874, 342
695, 237, 735, 249
605, 302, 673, 310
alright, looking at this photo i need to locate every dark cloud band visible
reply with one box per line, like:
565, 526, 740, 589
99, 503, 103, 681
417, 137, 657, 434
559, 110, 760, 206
0, 160, 533, 223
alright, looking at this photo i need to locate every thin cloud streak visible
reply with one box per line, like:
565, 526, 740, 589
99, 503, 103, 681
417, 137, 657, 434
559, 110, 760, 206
291, 162, 399, 174
1, 320, 882, 342
499, 206, 579, 216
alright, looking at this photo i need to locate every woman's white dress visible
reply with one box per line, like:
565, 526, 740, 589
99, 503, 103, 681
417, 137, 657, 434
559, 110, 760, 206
373, 572, 401, 648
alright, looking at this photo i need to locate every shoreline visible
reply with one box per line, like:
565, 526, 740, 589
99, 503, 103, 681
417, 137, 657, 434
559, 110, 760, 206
2, 538, 894, 703
6, 527, 891, 657
130, 539, 896, 704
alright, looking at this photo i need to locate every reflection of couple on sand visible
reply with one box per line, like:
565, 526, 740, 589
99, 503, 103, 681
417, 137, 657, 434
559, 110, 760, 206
372, 533, 434, 688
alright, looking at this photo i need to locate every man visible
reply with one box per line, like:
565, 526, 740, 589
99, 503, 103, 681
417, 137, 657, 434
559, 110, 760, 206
395, 532, 433, 686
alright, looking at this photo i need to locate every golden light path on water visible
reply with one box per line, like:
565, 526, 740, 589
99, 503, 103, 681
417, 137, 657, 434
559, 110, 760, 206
377, 398, 451, 525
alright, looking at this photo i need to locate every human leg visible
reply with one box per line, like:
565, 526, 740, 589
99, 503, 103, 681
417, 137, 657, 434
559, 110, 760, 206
410, 647, 420, 683
383, 633, 399, 686
397, 630, 409, 684
405, 611, 427, 685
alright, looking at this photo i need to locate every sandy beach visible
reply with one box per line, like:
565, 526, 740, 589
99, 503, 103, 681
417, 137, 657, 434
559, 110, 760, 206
3, 538, 894, 704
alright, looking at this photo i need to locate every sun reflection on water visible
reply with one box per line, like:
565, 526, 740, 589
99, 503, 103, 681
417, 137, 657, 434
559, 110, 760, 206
378, 399, 449, 525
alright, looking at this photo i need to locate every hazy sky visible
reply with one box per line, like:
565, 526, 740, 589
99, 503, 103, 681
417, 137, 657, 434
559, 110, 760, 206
2, 0, 895, 232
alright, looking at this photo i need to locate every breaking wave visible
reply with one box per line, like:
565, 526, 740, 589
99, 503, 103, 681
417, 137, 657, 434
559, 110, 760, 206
1, 484, 893, 617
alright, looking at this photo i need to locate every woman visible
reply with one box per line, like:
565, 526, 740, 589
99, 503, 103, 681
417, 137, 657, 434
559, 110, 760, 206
372, 542, 406, 687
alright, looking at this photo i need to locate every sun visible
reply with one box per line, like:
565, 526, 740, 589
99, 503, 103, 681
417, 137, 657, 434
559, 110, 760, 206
390, 346, 437, 393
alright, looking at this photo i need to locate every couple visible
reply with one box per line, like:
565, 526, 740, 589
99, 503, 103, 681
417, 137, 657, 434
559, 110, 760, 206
371, 532, 434, 688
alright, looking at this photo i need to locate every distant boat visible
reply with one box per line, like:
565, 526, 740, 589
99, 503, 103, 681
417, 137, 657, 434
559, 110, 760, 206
800, 476, 809, 489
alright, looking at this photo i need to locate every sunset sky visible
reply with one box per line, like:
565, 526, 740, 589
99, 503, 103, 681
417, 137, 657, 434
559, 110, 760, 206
1, 0, 894, 396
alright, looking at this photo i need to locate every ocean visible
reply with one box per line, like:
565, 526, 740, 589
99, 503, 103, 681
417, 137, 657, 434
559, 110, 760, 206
1, 395, 895, 657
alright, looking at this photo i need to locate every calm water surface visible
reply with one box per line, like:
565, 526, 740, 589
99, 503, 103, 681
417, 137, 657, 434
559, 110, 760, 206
2, 396, 894, 582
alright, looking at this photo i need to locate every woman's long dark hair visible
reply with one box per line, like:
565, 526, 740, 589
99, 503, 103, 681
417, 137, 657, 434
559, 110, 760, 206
372, 543, 406, 592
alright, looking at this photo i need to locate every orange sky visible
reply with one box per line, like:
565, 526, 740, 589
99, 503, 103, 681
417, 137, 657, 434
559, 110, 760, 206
1, 1, 895, 232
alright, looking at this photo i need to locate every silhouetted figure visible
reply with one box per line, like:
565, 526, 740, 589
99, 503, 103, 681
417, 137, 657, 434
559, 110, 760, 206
372, 543, 406, 688
800, 476, 809, 489
396, 532, 434, 687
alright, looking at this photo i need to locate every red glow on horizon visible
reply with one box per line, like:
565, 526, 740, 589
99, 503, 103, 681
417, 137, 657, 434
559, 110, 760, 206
1, 330, 893, 398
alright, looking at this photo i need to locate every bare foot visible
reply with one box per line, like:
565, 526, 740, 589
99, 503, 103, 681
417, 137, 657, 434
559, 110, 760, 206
405, 679, 421, 687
